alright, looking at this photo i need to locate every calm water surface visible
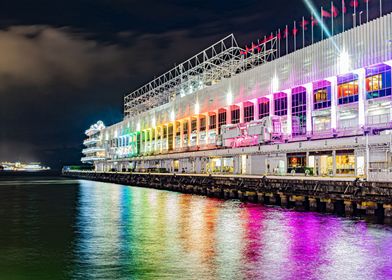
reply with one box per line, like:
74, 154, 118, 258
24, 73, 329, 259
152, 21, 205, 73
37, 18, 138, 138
1, 175, 392, 280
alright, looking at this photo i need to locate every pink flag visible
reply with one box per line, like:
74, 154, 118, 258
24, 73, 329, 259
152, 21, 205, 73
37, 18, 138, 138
331, 3, 339, 17
311, 16, 318, 26
350, 0, 359, 7
342, 0, 347, 13
301, 18, 309, 30
321, 8, 332, 18
277, 30, 281, 39
293, 25, 298, 36
251, 42, 256, 51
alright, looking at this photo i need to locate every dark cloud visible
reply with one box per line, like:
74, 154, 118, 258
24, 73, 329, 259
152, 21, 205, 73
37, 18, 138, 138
0, 25, 130, 90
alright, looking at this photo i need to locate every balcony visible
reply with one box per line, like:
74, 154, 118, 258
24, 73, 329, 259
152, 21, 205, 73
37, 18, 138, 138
82, 147, 105, 154
81, 156, 106, 163
83, 138, 100, 146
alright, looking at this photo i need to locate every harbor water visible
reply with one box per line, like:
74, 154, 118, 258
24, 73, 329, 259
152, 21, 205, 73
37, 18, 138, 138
1, 175, 392, 279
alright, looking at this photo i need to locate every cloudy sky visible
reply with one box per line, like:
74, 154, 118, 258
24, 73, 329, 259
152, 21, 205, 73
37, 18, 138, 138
0, 0, 388, 168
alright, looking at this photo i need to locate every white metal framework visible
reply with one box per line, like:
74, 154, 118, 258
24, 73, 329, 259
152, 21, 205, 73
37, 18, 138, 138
124, 34, 277, 117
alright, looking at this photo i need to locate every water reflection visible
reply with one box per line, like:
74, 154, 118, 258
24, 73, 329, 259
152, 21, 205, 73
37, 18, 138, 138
73, 180, 392, 280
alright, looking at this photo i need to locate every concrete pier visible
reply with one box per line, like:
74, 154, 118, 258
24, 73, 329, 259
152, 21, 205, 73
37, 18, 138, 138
63, 171, 392, 221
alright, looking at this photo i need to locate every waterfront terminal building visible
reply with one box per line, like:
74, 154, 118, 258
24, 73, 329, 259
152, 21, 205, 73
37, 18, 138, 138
82, 12, 392, 182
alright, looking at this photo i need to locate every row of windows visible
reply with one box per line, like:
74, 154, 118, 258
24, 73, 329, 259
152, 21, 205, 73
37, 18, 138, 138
149, 66, 391, 134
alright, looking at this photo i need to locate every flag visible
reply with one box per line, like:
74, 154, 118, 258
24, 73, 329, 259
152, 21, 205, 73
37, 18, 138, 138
277, 30, 281, 39
251, 42, 256, 52
322, 9, 332, 18
293, 24, 298, 36
301, 18, 309, 30
350, 0, 358, 7
311, 16, 318, 26
331, 3, 339, 17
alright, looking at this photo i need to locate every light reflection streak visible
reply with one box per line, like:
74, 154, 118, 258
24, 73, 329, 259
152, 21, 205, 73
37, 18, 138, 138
73, 181, 392, 280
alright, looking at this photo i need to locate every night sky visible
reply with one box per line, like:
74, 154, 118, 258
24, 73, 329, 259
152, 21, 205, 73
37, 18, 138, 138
0, 0, 387, 169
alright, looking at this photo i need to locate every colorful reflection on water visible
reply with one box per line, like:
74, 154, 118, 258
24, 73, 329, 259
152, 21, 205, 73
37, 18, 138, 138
1, 177, 392, 279
73, 180, 392, 280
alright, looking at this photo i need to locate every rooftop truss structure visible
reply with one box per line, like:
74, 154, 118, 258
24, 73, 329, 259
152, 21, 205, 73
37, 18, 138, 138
124, 34, 277, 118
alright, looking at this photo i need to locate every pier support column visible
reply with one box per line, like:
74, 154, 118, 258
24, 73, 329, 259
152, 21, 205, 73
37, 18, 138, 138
384, 204, 392, 218
308, 197, 318, 211
279, 194, 288, 207
257, 192, 264, 204
344, 200, 355, 215
363, 201, 377, 216
290, 195, 305, 208
265, 193, 276, 204
326, 201, 334, 213
246, 191, 257, 202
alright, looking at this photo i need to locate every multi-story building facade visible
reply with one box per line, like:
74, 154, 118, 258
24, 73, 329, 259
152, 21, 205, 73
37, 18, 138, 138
81, 121, 106, 164
84, 12, 392, 181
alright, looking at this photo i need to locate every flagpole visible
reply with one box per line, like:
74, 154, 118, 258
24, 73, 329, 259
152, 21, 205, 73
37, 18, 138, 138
342, 0, 345, 32
380, 0, 382, 17
353, 1, 356, 28
302, 17, 305, 48
311, 13, 314, 44
321, 7, 324, 40
366, 0, 369, 22
331, 2, 334, 36
278, 28, 281, 57
285, 25, 288, 55
294, 21, 297, 51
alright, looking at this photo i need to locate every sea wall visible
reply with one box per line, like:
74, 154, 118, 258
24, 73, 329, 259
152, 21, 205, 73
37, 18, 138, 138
63, 171, 392, 221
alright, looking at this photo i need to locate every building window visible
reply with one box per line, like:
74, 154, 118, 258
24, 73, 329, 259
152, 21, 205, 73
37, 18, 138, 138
336, 150, 355, 175
337, 73, 359, 105
287, 153, 306, 174
175, 122, 181, 136
258, 97, 270, 119
313, 80, 331, 109
183, 121, 189, 135
231, 106, 240, 124
274, 92, 287, 116
191, 118, 197, 132
200, 116, 206, 131
292, 87, 307, 136
209, 114, 216, 129
218, 110, 227, 133
244, 103, 254, 123
366, 64, 392, 99
163, 126, 167, 138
